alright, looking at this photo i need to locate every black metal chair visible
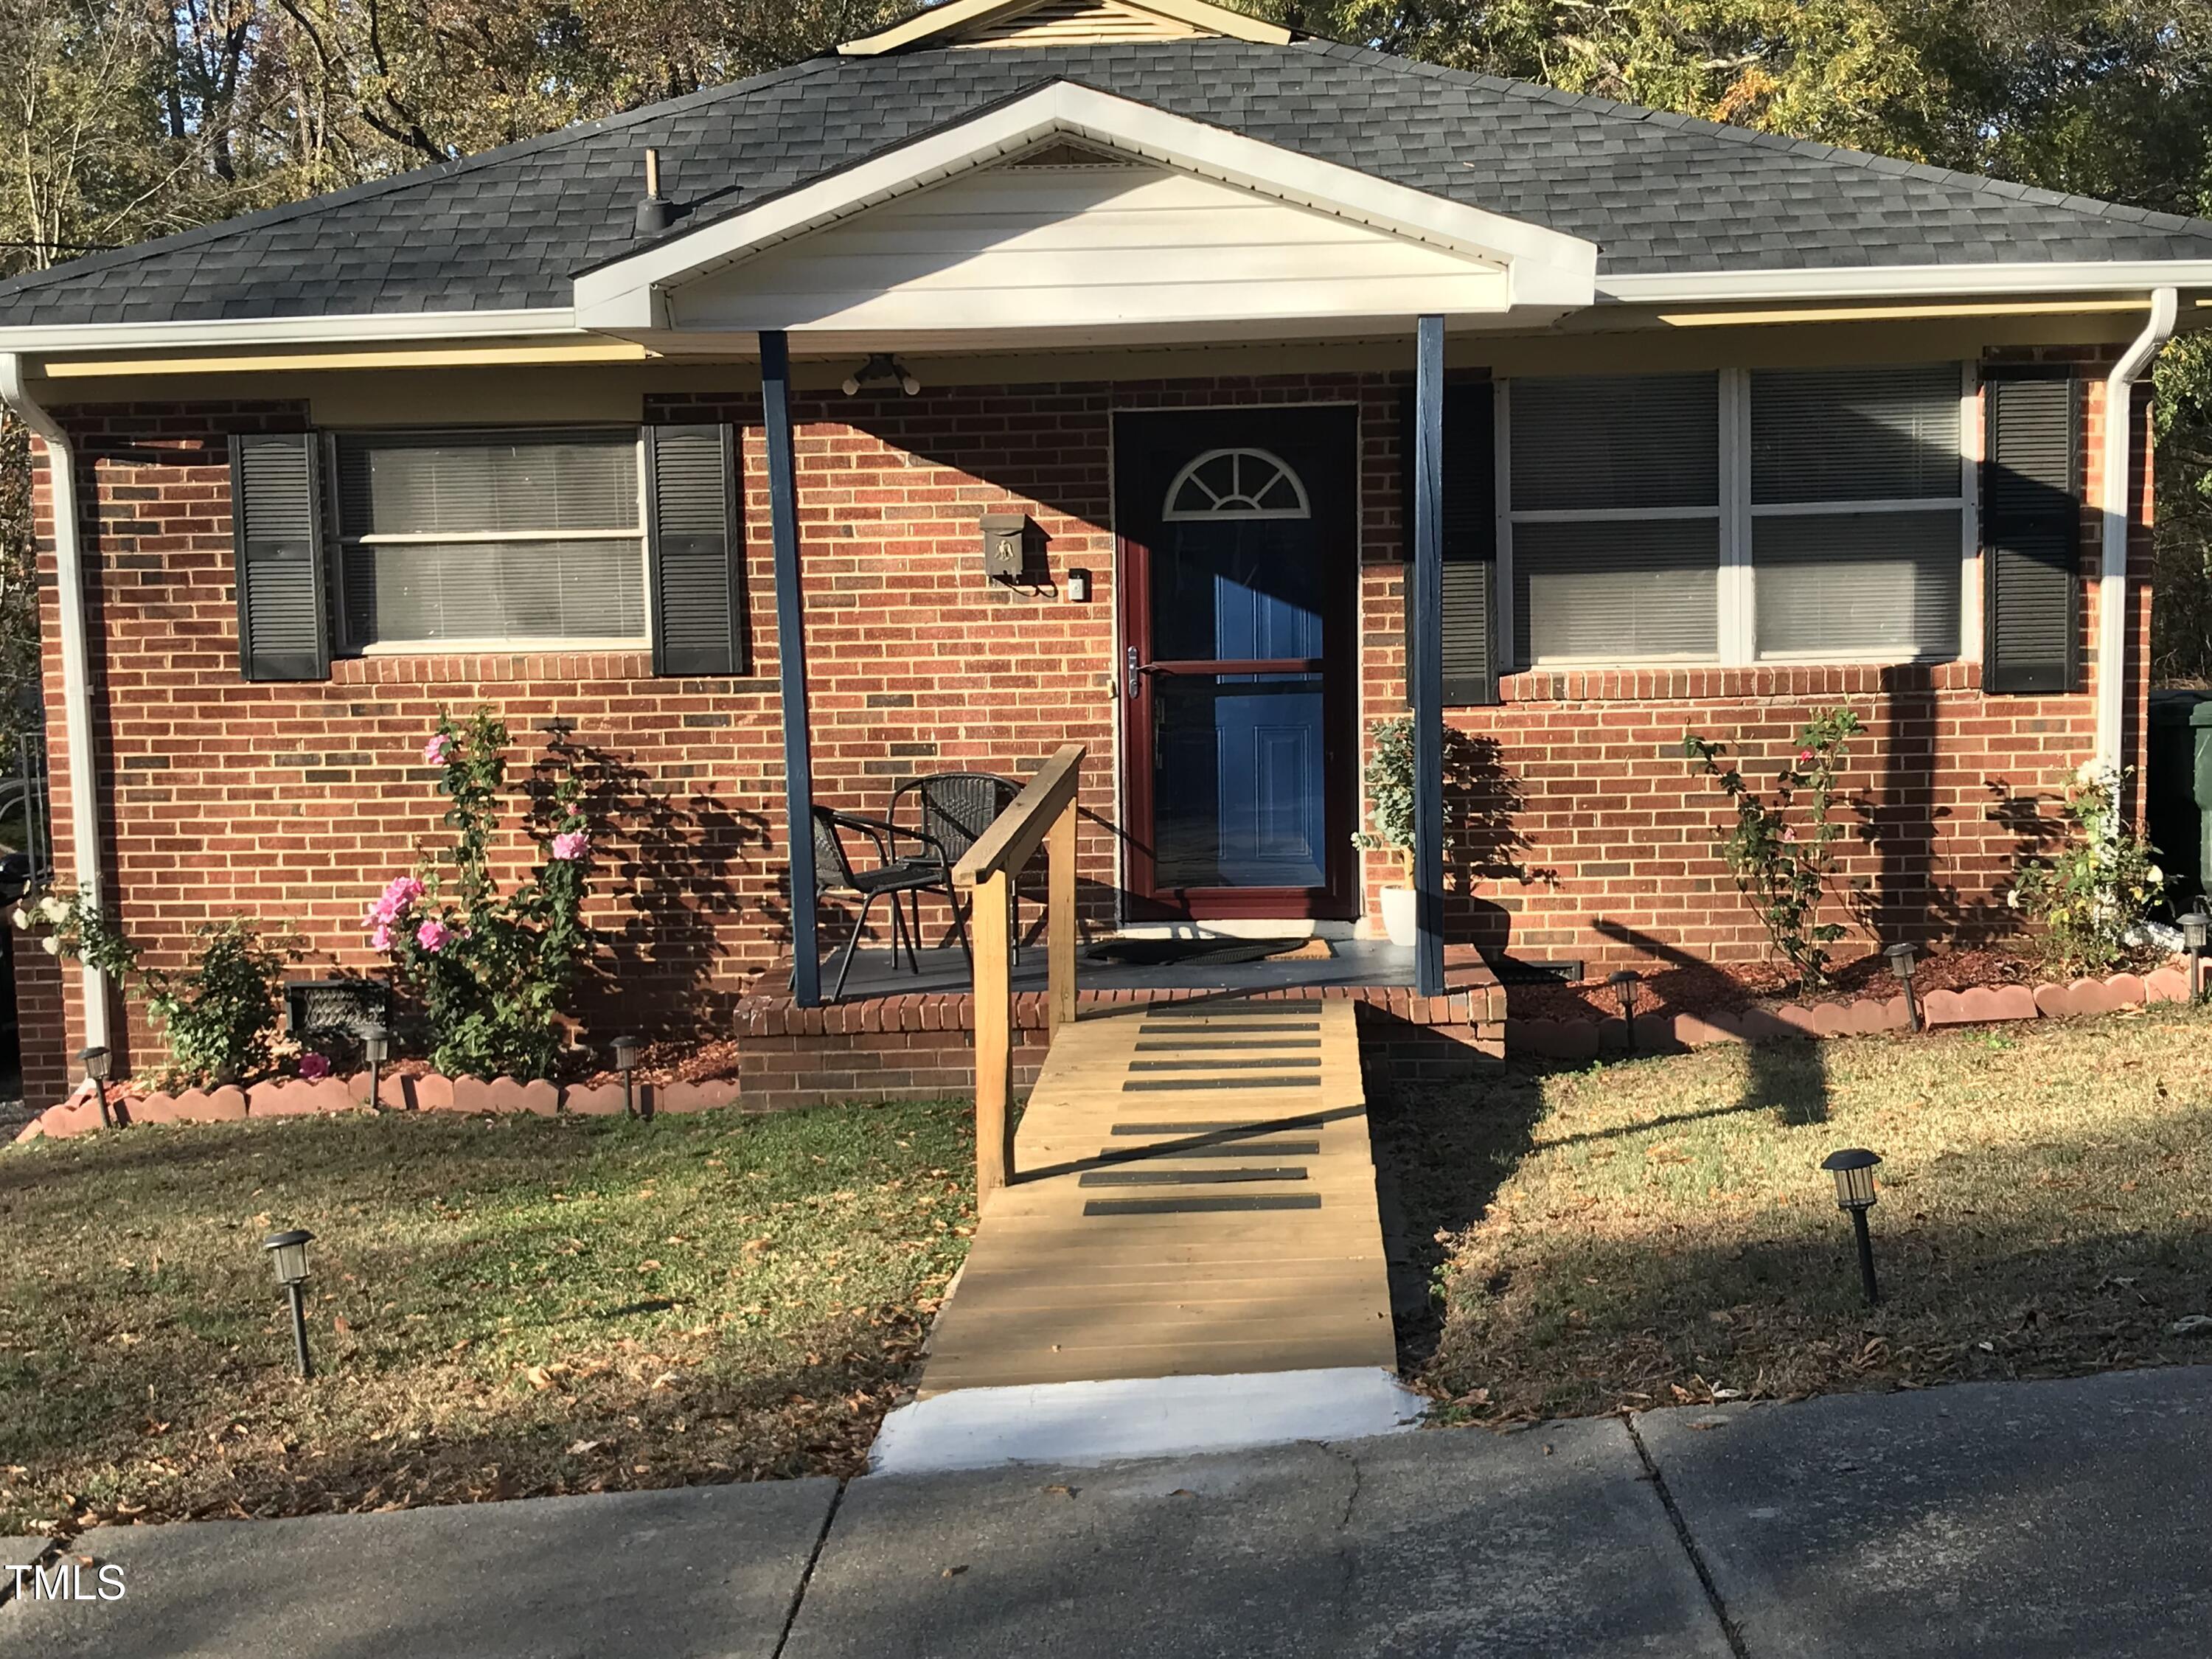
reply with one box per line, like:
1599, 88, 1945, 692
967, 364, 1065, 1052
887, 772, 1023, 958
812, 806, 951, 1002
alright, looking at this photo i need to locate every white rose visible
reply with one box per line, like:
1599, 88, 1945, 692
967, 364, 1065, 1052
38, 894, 66, 924
2149, 866, 2165, 886
39, 934, 60, 956
9, 906, 26, 931
2005, 888, 2020, 910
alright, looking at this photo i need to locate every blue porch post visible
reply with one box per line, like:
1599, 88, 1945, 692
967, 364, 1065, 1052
760, 331, 821, 1006
1411, 315, 1446, 998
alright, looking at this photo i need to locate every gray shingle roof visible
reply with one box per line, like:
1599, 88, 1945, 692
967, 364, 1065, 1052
7, 37, 2212, 327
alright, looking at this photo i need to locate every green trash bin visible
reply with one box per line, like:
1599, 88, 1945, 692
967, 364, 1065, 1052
2149, 692, 2212, 904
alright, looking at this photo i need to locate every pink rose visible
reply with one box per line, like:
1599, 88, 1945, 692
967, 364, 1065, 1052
1796, 748, 1816, 765
416, 918, 451, 953
368, 874, 425, 927
551, 830, 588, 861
423, 733, 453, 765
298, 1053, 332, 1080
369, 922, 396, 953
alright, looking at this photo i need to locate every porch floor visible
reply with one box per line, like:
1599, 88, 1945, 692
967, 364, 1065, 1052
913, 996, 1396, 1397
819, 936, 1419, 1000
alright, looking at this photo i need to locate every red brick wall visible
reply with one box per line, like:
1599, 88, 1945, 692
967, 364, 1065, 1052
19, 356, 2150, 1094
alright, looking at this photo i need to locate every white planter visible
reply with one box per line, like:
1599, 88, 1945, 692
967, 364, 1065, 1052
1379, 884, 1417, 948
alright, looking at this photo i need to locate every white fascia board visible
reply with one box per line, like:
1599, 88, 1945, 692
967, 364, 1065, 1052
1601, 261, 2212, 305
572, 83, 1599, 327
0, 306, 580, 355
838, 0, 1292, 55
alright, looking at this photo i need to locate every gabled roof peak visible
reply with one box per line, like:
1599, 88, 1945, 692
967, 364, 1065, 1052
840, 0, 1292, 56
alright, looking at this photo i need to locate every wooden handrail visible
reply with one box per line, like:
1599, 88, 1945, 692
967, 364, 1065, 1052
961, 741, 1085, 1206
952, 742, 1085, 890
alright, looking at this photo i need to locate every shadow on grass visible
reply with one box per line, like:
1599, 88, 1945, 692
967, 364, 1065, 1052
1377, 1039, 2212, 1418
0, 1105, 976, 1534
1373, 1038, 1834, 1370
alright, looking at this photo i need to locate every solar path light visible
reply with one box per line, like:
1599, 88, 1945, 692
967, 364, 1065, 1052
1607, 970, 1641, 1053
362, 1023, 390, 1108
613, 1035, 641, 1119
1884, 942, 1921, 1032
1820, 1149, 1883, 1306
262, 1229, 316, 1379
2183, 911, 2210, 1004
79, 1045, 113, 1127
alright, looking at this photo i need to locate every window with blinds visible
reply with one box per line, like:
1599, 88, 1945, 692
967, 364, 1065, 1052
1506, 372, 1720, 666
1748, 365, 1966, 661
332, 430, 648, 649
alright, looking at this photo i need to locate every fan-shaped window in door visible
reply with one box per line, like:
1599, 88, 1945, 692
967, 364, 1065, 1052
1161, 448, 1311, 521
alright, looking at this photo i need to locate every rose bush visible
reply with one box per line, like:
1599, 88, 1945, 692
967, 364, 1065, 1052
1683, 707, 1865, 992
2008, 762, 2166, 973
11, 891, 294, 1086
367, 710, 592, 1079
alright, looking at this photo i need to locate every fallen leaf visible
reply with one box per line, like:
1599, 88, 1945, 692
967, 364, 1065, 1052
942, 1565, 968, 1579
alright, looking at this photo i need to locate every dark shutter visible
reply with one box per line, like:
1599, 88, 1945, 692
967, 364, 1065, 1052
646, 423, 746, 676
1402, 383, 1498, 705
229, 431, 330, 682
1983, 372, 2082, 695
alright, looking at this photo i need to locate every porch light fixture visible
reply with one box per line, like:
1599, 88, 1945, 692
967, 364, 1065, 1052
1606, 970, 1641, 1052
612, 1034, 641, 1119
841, 354, 921, 397
1885, 942, 1921, 1032
2183, 909, 2210, 1003
80, 1044, 113, 1127
362, 1023, 390, 1107
262, 1228, 316, 1379
1820, 1148, 1882, 1305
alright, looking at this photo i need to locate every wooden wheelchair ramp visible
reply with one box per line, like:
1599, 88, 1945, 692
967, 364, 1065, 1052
917, 997, 1396, 1397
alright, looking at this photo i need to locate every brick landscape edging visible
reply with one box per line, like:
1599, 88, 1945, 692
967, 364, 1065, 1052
13, 961, 2197, 1141
12, 1070, 751, 1144
1506, 962, 2195, 1060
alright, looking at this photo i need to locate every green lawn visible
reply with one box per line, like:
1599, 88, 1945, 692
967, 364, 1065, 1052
1379, 1004, 2212, 1421
0, 1103, 975, 1535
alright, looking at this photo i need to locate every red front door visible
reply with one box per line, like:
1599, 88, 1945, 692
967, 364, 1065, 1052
1116, 406, 1360, 921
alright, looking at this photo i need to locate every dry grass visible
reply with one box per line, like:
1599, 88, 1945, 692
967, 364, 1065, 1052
0, 1102, 975, 1536
1377, 1004, 2212, 1422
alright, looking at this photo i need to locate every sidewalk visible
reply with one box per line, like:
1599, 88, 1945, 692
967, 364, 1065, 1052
6, 1366, 2209, 1658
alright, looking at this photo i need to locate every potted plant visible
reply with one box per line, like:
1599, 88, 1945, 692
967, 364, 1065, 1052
1354, 716, 1419, 947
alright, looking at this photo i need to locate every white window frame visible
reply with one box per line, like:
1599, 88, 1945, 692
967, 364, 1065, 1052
331, 428, 654, 656
1493, 362, 1976, 672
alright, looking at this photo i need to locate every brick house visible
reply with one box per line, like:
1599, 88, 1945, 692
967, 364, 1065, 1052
1, 0, 2208, 1104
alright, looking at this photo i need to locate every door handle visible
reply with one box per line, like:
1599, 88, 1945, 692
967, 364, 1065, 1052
1126, 646, 1146, 700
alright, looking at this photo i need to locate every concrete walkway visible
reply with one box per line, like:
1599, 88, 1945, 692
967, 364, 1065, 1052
7, 1366, 2211, 1657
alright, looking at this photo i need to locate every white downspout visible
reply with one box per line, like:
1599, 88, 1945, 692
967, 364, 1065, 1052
2096, 286, 2179, 778
0, 352, 110, 1048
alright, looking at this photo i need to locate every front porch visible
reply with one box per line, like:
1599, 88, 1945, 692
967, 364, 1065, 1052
736, 939, 1506, 1109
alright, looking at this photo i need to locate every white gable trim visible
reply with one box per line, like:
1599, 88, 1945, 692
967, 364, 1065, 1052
570, 83, 1599, 333
0, 307, 582, 355
838, 0, 1290, 55
1604, 262, 2212, 305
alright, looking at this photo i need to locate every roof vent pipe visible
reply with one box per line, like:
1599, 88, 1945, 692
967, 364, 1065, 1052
635, 147, 675, 237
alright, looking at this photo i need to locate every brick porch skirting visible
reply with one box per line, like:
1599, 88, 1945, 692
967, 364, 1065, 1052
734, 978, 1509, 1108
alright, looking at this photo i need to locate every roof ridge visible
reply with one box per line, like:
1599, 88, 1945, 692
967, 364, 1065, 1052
1294, 38, 2212, 242
0, 53, 851, 304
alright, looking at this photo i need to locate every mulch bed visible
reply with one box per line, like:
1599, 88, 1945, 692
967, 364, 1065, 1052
1499, 943, 2164, 1025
